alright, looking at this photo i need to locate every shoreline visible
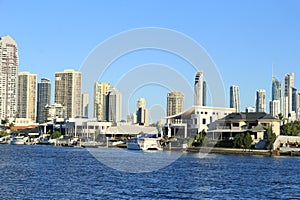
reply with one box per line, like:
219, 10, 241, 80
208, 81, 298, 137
185, 147, 272, 156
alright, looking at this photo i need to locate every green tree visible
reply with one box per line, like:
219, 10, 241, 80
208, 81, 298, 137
266, 127, 277, 150
243, 132, 253, 151
280, 121, 299, 136
192, 129, 206, 147
51, 131, 62, 139
233, 133, 244, 148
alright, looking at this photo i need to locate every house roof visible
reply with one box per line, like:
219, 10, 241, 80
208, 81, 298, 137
251, 124, 267, 132
224, 112, 279, 121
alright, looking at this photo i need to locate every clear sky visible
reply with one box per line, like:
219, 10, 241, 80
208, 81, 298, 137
1, 0, 299, 122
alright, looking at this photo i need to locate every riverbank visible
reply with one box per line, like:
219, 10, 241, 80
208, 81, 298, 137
186, 147, 272, 156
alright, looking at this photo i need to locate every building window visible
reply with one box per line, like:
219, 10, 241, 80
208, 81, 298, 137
194, 118, 197, 125
202, 118, 206, 125
233, 123, 239, 127
205, 112, 208, 114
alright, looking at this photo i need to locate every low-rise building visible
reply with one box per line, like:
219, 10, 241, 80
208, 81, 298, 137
208, 112, 281, 146
164, 105, 235, 138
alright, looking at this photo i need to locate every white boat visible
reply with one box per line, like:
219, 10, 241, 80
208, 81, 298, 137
11, 136, 26, 145
127, 134, 163, 151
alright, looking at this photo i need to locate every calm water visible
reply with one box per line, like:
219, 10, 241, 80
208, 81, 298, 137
0, 145, 299, 199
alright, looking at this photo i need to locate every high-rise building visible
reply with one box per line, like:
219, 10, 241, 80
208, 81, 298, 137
55, 69, 82, 118
103, 87, 122, 124
203, 81, 207, 106
0, 36, 18, 119
36, 78, 51, 123
81, 93, 89, 118
269, 100, 280, 118
292, 87, 297, 112
272, 75, 282, 115
136, 98, 149, 126
17, 72, 37, 121
284, 72, 294, 118
94, 82, 110, 121
272, 76, 282, 101
230, 85, 240, 112
297, 92, 300, 120
167, 91, 184, 123
256, 89, 266, 112
194, 71, 204, 106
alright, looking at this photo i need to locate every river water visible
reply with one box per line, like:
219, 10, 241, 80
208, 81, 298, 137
0, 145, 299, 199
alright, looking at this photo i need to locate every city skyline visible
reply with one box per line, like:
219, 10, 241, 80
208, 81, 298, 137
0, 1, 299, 122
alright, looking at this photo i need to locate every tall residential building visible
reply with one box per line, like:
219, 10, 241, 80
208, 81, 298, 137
269, 100, 280, 118
136, 98, 149, 126
292, 87, 297, 112
272, 76, 282, 101
55, 69, 82, 118
272, 75, 282, 114
103, 87, 122, 124
230, 85, 240, 112
284, 72, 294, 118
297, 92, 300, 120
167, 91, 184, 123
0, 36, 18, 119
194, 71, 204, 106
36, 78, 51, 123
17, 72, 37, 121
94, 82, 110, 121
256, 89, 266, 112
203, 81, 207, 106
81, 93, 89, 118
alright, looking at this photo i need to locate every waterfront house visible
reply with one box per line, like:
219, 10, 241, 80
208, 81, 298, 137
207, 112, 281, 145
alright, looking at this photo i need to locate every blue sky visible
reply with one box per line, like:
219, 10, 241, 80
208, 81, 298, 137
0, 0, 299, 122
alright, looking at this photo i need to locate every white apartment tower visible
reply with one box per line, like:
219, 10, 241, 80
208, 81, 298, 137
230, 85, 240, 112
136, 98, 149, 126
284, 72, 294, 118
94, 82, 110, 121
0, 36, 18, 119
55, 69, 82, 118
17, 72, 37, 121
194, 71, 204, 106
256, 89, 266, 112
269, 100, 280, 118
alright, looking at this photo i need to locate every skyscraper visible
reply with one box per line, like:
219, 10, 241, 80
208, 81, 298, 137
269, 100, 280, 118
256, 89, 266, 112
230, 85, 240, 112
0, 36, 18, 119
17, 72, 37, 121
167, 91, 184, 123
194, 71, 204, 106
292, 87, 297, 113
136, 98, 149, 126
297, 92, 300, 120
284, 72, 294, 118
55, 69, 82, 118
94, 81, 110, 121
81, 93, 89, 118
272, 76, 282, 101
272, 75, 282, 115
36, 78, 51, 123
103, 87, 122, 124
203, 81, 207, 106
